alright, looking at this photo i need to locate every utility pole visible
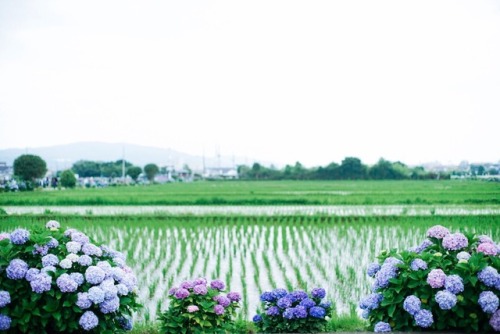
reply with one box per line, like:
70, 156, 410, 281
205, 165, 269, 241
122, 146, 125, 183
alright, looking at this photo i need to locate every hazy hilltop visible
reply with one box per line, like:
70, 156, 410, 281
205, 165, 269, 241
0, 142, 245, 171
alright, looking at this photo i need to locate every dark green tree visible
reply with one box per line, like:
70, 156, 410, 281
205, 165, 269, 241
127, 166, 142, 181
339, 157, 367, 179
60, 170, 77, 188
144, 163, 159, 182
72, 160, 101, 177
13, 154, 47, 183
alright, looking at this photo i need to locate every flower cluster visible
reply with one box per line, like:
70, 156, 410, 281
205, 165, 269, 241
159, 278, 240, 333
361, 225, 500, 332
0, 221, 139, 333
253, 287, 332, 333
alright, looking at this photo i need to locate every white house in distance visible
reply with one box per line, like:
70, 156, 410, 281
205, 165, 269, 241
202, 167, 238, 180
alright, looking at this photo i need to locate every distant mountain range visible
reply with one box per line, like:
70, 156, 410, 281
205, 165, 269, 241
0, 142, 249, 171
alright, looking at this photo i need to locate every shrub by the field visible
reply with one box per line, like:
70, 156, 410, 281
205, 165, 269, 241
0, 221, 139, 333
253, 287, 333, 333
360, 225, 500, 332
158, 278, 241, 333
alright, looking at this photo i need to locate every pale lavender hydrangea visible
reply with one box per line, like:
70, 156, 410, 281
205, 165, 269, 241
33, 244, 49, 256
113, 257, 125, 268
479, 291, 499, 314
100, 296, 120, 314
88, 286, 105, 304
412, 239, 434, 254
478, 243, 498, 256
415, 309, 433, 328
426, 225, 449, 239
66, 241, 82, 254
79, 311, 99, 331
41, 266, 56, 274
76, 292, 92, 309
121, 273, 137, 291
100, 280, 118, 300
111, 267, 125, 282
478, 266, 499, 287
66, 253, 80, 263
435, 290, 457, 310
410, 259, 428, 271
193, 284, 207, 295
211, 279, 225, 290
70, 273, 85, 286
457, 251, 471, 261
490, 310, 500, 331
71, 232, 90, 244
6, 259, 28, 280
442, 233, 468, 251
96, 261, 112, 275
427, 269, 446, 288
367, 263, 381, 277
403, 295, 421, 315
360, 293, 383, 311
175, 288, 189, 299
116, 284, 129, 296
59, 259, 72, 269
47, 237, 59, 249
78, 255, 93, 266
311, 287, 326, 299
10, 228, 30, 245
82, 243, 102, 257
45, 220, 60, 229
214, 304, 224, 315
194, 277, 207, 285
30, 273, 52, 293
445, 275, 464, 295
0, 291, 11, 308
374, 321, 391, 332
25, 268, 40, 282
227, 291, 241, 302
57, 274, 78, 293
85, 266, 106, 285
187, 305, 199, 313
64, 228, 77, 237
479, 235, 494, 244
42, 254, 59, 267
180, 281, 194, 289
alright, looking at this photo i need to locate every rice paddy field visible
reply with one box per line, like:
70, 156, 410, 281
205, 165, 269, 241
1, 180, 499, 332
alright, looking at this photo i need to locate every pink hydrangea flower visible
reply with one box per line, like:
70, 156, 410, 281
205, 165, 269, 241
442, 233, 468, 251
478, 242, 498, 256
0, 233, 10, 241
187, 305, 199, 313
427, 269, 446, 288
426, 225, 450, 239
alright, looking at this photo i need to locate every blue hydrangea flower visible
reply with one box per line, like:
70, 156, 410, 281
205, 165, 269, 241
0, 314, 11, 330
57, 274, 78, 293
33, 244, 49, 256
100, 296, 120, 314
25, 268, 40, 282
66, 241, 82, 254
403, 295, 421, 315
374, 321, 391, 332
373, 263, 399, 290
30, 273, 52, 293
300, 298, 316, 309
121, 273, 138, 291
445, 275, 464, 295
0, 291, 11, 308
42, 254, 59, 267
320, 301, 332, 309
283, 308, 295, 319
111, 267, 125, 282
82, 243, 102, 257
46, 237, 59, 249
478, 267, 499, 288
410, 259, 428, 271
457, 251, 471, 261
41, 266, 56, 274
70, 273, 85, 286
45, 220, 60, 229
367, 262, 381, 277
361, 309, 370, 319
79, 311, 99, 331
10, 228, 30, 245
309, 306, 326, 318
413, 239, 433, 254
289, 290, 308, 302
384, 257, 403, 267
71, 232, 90, 244
277, 297, 293, 309
116, 284, 129, 296
272, 288, 288, 299
293, 305, 308, 318
415, 309, 433, 328
252, 314, 262, 323
88, 286, 105, 304
100, 280, 118, 300
76, 292, 92, 309
6, 259, 29, 280
85, 266, 106, 285
117, 316, 133, 331
266, 306, 280, 316
435, 290, 457, 310
113, 257, 125, 268
78, 255, 93, 267
311, 288, 326, 299
360, 293, 383, 311
479, 291, 499, 314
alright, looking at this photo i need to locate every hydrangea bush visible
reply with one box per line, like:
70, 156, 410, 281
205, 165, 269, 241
253, 287, 333, 333
360, 225, 500, 332
0, 221, 139, 333
158, 278, 241, 333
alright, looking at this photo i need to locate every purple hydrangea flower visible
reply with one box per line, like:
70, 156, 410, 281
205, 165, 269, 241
100, 279, 118, 300
283, 308, 294, 319
227, 291, 241, 302
79, 311, 99, 331
193, 284, 207, 295
266, 306, 280, 316
415, 309, 433, 328
66, 241, 82, 254
479, 291, 499, 314
289, 290, 308, 302
41, 266, 56, 274
121, 273, 137, 291
210, 279, 225, 290
30, 273, 52, 293
57, 274, 78, 293
214, 304, 224, 315
194, 277, 207, 285
410, 259, 428, 271
180, 280, 193, 290
111, 267, 125, 282
82, 243, 102, 257
64, 228, 77, 237
373, 264, 399, 290
414, 239, 434, 254
10, 228, 30, 245
215, 295, 230, 307
33, 244, 49, 256
85, 266, 106, 285
300, 298, 316, 309
426, 225, 449, 239
367, 263, 381, 277
78, 255, 93, 266
445, 275, 464, 295
403, 295, 421, 315
490, 310, 500, 331
277, 297, 293, 309
88, 286, 105, 304
384, 257, 403, 267
117, 316, 133, 331
457, 251, 471, 261
0, 314, 11, 331
168, 287, 177, 296
427, 269, 446, 288
374, 321, 391, 332
25, 268, 40, 282
42, 254, 59, 267
47, 237, 59, 249
113, 257, 125, 268
479, 235, 494, 244
100, 296, 120, 314
71, 232, 90, 244
478, 243, 498, 256
7, 259, 29, 280
309, 306, 326, 318
311, 287, 326, 299
478, 266, 499, 287
76, 292, 92, 309
253, 315, 262, 323
116, 283, 129, 296
174, 288, 189, 299
442, 233, 468, 251
435, 290, 457, 310
360, 293, 383, 311
320, 301, 332, 309
0, 291, 11, 308
293, 305, 308, 318
260, 291, 275, 302
45, 220, 60, 229
272, 288, 288, 299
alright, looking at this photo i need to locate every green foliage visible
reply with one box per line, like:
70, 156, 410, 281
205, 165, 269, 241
127, 166, 142, 182
158, 279, 240, 333
72, 160, 101, 178
143, 164, 159, 182
0, 222, 140, 333
13, 154, 47, 182
60, 170, 77, 188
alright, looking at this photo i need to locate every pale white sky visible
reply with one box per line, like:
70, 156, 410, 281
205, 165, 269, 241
1, 0, 499, 167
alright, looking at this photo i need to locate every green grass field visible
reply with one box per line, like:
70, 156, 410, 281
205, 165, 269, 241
1, 180, 499, 206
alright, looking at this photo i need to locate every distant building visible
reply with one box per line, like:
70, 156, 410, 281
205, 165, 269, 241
203, 167, 238, 180
0, 162, 13, 181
